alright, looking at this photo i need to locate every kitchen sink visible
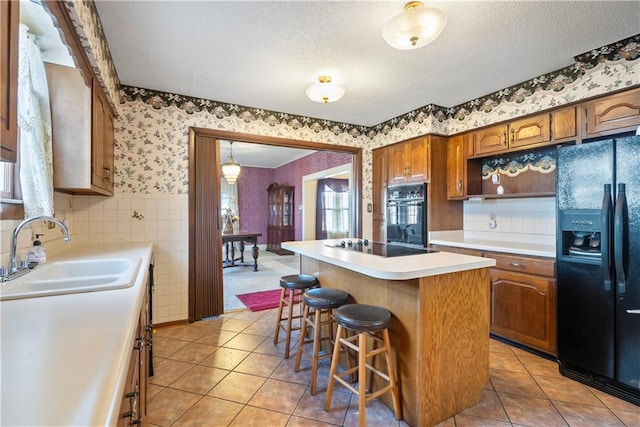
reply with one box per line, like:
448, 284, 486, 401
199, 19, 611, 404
0, 257, 142, 301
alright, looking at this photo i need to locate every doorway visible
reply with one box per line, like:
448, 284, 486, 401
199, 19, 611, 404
188, 128, 362, 321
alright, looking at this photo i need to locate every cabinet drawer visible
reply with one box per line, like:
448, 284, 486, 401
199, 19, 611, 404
430, 244, 483, 257
486, 252, 555, 277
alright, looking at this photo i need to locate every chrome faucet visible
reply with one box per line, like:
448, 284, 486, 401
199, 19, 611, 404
9, 216, 71, 273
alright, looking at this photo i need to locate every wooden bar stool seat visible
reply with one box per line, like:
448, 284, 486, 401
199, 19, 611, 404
273, 274, 319, 358
325, 304, 402, 427
294, 287, 350, 394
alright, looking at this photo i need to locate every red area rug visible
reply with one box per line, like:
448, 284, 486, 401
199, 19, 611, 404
236, 288, 284, 312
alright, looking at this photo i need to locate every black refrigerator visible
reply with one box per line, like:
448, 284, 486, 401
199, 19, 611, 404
556, 135, 640, 405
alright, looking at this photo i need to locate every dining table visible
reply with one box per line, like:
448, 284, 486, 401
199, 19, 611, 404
222, 231, 262, 271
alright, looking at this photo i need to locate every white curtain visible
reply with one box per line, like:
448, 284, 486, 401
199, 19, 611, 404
221, 178, 239, 226
17, 24, 54, 218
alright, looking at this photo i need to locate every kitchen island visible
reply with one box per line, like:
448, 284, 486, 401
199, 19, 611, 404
282, 240, 496, 427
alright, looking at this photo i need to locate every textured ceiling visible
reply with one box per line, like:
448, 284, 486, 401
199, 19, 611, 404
95, 1, 639, 129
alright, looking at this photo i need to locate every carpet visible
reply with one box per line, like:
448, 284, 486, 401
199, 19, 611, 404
236, 288, 285, 312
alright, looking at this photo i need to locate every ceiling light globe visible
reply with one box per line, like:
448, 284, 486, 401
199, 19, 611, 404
306, 75, 345, 103
383, 2, 447, 50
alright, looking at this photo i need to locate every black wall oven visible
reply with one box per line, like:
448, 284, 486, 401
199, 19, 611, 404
386, 183, 427, 247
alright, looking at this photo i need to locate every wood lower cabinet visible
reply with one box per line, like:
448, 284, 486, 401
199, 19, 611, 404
585, 88, 640, 137
0, 0, 19, 162
487, 252, 556, 355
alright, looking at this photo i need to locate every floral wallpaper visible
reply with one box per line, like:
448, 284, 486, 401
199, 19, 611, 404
482, 148, 556, 179
64, 3, 639, 205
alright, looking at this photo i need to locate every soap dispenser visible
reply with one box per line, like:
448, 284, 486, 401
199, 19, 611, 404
27, 234, 46, 264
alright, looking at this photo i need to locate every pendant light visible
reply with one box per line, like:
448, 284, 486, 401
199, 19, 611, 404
306, 75, 345, 103
221, 141, 241, 184
383, 1, 447, 50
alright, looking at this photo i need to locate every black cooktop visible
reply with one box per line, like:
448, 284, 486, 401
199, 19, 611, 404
325, 240, 438, 257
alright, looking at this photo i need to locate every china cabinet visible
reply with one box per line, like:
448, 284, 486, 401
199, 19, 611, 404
267, 183, 295, 255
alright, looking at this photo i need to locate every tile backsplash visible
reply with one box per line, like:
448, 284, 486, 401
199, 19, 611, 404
463, 197, 556, 236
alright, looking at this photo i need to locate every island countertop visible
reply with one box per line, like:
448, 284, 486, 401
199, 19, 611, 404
281, 239, 495, 280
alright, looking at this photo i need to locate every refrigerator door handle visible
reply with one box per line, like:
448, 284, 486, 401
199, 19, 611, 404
601, 184, 612, 291
614, 183, 627, 295
627, 309, 640, 314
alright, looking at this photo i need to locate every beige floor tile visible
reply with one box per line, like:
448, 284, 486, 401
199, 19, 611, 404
490, 369, 546, 398
200, 347, 249, 370
434, 417, 456, 427
554, 400, 625, 426
233, 310, 271, 322
155, 323, 208, 342
286, 415, 342, 426
242, 320, 276, 337
147, 383, 164, 400
229, 405, 291, 426
207, 371, 266, 404
249, 378, 307, 413
453, 413, 512, 426
224, 332, 267, 351
169, 364, 229, 395
518, 354, 562, 377
498, 392, 568, 426
254, 335, 288, 356
168, 342, 218, 364
294, 388, 350, 425
490, 339, 515, 355
534, 375, 603, 406
612, 409, 640, 426
489, 351, 528, 373
219, 317, 253, 332
173, 395, 244, 426
234, 352, 284, 377
153, 336, 189, 358
150, 359, 195, 387
460, 389, 509, 421
343, 394, 402, 427
195, 329, 238, 347
590, 388, 640, 413
145, 387, 201, 426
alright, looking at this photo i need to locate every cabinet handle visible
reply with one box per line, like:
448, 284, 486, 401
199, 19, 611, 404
457, 180, 462, 191
103, 166, 111, 181
507, 262, 526, 268
134, 336, 145, 351
510, 128, 515, 143
502, 131, 507, 145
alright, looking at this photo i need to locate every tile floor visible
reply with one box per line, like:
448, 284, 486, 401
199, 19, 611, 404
146, 310, 640, 426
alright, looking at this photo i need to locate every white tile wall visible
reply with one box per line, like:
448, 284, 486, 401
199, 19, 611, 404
1, 192, 189, 325
463, 197, 556, 236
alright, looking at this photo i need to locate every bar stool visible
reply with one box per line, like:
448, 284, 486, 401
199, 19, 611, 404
325, 304, 402, 427
273, 274, 319, 358
294, 287, 350, 395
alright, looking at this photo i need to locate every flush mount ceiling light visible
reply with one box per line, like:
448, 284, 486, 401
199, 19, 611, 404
305, 75, 345, 103
383, 1, 447, 50
221, 141, 241, 184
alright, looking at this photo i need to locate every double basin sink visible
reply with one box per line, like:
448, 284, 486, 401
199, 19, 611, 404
0, 257, 142, 301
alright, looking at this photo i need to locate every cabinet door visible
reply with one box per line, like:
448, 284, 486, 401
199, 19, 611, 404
447, 134, 465, 199
490, 269, 556, 354
387, 143, 407, 185
552, 107, 577, 141
103, 104, 115, 193
372, 148, 387, 242
509, 113, 551, 148
585, 88, 640, 137
92, 82, 107, 189
474, 124, 508, 155
407, 138, 429, 182
0, 0, 19, 162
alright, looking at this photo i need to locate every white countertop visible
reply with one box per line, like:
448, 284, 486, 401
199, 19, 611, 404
1, 242, 153, 427
429, 230, 556, 258
282, 240, 495, 280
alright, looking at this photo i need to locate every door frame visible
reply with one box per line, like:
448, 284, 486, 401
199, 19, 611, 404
188, 127, 362, 321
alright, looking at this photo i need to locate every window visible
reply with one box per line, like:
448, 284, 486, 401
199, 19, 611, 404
316, 178, 349, 239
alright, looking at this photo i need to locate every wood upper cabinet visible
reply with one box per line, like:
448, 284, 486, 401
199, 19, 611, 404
388, 137, 429, 185
92, 81, 115, 194
474, 113, 552, 155
552, 106, 577, 141
372, 147, 387, 243
487, 252, 557, 355
447, 133, 471, 200
585, 88, 640, 137
0, 0, 19, 162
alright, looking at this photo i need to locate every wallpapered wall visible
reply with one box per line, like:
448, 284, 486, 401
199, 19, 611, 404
2, 3, 638, 324
237, 151, 353, 244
